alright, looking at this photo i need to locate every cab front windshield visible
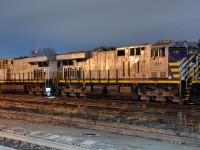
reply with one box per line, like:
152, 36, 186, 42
169, 47, 187, 55
188, 47, 199, 54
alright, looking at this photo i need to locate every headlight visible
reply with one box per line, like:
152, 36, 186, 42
45, 87, 51, 96
197, 76, 200, 80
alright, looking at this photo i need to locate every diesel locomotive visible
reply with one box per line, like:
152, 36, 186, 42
0, 40, 200, 104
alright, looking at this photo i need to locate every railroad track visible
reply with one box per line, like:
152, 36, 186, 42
1, 99, 200, 127
1, 94, 200, 113
0, 94, 200, 120
1, 93, 199, 109
1, 94, 200, 139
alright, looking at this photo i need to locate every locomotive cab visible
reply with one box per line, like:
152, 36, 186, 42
167, 41, 200, 103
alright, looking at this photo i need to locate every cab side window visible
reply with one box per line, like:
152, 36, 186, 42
136, 48, 140, 55
151, 47, 165, 57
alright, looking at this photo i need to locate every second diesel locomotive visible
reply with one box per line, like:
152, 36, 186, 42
0, 40, 200, 104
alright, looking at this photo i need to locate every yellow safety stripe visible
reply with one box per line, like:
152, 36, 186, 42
171, 68, 180, 72
58, 79, 180, 84
173, 74, 180, 78
179, 57, 187, 65
182, 55, 195, 67
169, 62, 179, 66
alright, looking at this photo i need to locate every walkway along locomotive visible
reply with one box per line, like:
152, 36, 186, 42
0, 40, 200, 104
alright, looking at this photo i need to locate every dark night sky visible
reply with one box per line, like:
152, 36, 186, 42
0, 0, 200, 58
